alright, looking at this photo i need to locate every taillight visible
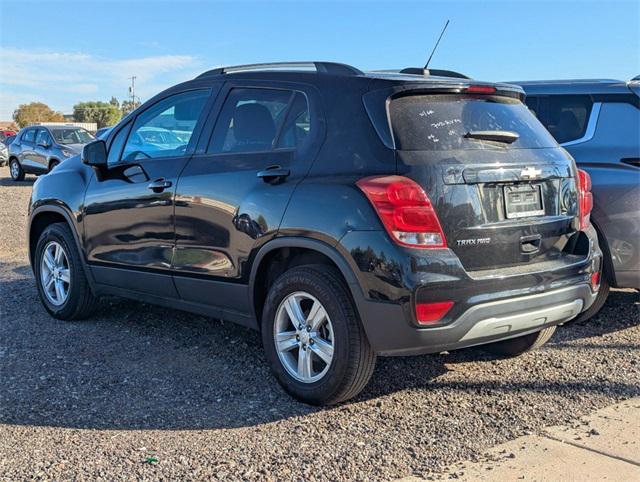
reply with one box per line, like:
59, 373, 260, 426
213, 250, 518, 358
465, 85, 497, 94
416, 301, 454, 325
356, 175, 447, 248
577, 169, 593, 231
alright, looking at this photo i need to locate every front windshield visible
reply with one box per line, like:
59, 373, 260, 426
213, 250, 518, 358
51, 128, 95, 145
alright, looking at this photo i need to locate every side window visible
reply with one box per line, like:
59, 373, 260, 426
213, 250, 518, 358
36, 129, 50, 146
121, 89, 210, 162
23, 129, 36, 144
539, 95, 593, 144
207, 88, 293, 154
276, 92, 312, 151
107, 121, 132, 164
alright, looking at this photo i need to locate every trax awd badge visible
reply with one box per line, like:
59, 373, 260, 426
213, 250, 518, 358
457, 237, 491, 247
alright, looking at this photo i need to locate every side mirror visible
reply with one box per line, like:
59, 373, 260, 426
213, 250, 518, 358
82, 139, 107, 167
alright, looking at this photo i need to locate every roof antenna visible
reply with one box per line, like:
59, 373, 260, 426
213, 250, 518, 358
424, 19, 450, 77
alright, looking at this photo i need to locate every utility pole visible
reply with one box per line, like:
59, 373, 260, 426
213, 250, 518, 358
128, 76, 137, 105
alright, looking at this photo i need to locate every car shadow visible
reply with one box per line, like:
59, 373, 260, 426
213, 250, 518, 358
0, 176, 35, 186
0, 268, 638, 432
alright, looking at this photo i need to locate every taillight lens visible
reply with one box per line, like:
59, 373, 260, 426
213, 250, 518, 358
357, 175, 447, 248
577, 169, 593, 231
416, 301, 454, 325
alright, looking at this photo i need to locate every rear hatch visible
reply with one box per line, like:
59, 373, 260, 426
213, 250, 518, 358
388, 90, 581, 271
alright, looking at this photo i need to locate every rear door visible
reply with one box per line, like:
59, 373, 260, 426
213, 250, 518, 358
388, 92, 579, 271
18, 128, 43, 172
173, 82, 321, 318
83, 88, 212, 296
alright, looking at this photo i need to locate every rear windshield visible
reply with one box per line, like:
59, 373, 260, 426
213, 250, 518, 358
389, 95, 558, 150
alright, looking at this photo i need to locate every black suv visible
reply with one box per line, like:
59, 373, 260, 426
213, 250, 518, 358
28, 62, 602, 405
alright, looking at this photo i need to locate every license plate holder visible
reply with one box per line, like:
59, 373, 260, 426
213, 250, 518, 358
504, 184, 544, 219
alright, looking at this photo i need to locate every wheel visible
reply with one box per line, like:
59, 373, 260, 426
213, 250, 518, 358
261, 265, 376, 405
483, 326, 556, 357
9, 158, 24, 181
48, 160, 60, 172
34, 223, 98, 320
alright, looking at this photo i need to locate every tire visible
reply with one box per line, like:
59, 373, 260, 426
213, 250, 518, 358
48, 160, 60, 172
34, 222, 98, 320
9, 158, 24, 181
261, 265, 376, 405
483, 326, 557, 357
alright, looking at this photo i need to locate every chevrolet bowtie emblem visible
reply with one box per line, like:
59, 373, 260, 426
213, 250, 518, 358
521, 167, 542, 179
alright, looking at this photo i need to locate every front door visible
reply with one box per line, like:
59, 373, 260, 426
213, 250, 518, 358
34, 128, 52, 170
83, 88, 212, 296
173, 84, 321, 318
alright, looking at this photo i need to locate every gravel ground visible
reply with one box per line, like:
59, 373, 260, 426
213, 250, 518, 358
0, 166, 638, 481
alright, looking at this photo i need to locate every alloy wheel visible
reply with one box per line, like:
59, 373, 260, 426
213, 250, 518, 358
274, 291, 335, 383
10, 160, 20, 179
40, 241, 71, 306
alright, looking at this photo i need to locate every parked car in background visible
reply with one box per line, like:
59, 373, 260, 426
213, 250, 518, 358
0, 130, 17, 142
27, 62, 601, 405
0, 142, 8, 167
8, 125, 95, 181
95, 126, 113, 139
515, 78, 640, 321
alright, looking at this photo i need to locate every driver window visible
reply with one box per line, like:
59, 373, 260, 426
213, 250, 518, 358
36, 129, 51, 146
120, 89, 210, 162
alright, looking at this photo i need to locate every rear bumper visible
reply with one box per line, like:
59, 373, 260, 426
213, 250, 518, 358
356, 283, 596, 356
339, 227, 602, 356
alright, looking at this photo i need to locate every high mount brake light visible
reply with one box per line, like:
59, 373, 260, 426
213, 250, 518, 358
577, 169, 593, 231
356, 175, 447, 248
465, 85, 497, 94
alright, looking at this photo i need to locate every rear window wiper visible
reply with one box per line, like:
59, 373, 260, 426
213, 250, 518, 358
464, 130, 520, 144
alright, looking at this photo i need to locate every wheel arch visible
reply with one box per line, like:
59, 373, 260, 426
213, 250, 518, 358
249, 237, 362, 328
48, 158, 61, 170
589, 217, 617, 287
28, 205, 95, 290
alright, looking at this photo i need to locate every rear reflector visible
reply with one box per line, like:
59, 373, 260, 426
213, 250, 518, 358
416, 301, 454, 325
577, 169, 593, 231
356, 175, 446, 248
465, 85, 497, 94
590, 271, 601, 291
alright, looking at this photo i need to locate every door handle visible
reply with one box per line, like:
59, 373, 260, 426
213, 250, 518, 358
257, 165, 290, 184
147, 178, 172, 193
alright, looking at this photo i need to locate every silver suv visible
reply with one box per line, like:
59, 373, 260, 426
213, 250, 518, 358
515, 77, 640, 320
8, 125, 94, 181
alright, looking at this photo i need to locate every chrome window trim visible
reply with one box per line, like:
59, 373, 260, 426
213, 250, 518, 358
561, 102, 602, 147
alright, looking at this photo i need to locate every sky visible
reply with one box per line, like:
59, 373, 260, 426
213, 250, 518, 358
0, 0, 638, 120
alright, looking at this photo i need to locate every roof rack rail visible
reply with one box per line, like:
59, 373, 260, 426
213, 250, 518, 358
197, 61, 363, 79
399, 67, 470, 79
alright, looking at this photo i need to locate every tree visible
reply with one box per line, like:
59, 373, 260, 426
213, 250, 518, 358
13, 102, 64, 128
73, 101, 122, 128
121, 99, 141, 116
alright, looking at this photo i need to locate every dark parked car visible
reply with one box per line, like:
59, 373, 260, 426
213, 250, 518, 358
8, 125, 94, 180
27, 62, 602, 405
515, 78, 640, 320
95, 126, 113, 139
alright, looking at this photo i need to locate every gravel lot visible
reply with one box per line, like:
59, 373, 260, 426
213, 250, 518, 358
0, 166, 638, 481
